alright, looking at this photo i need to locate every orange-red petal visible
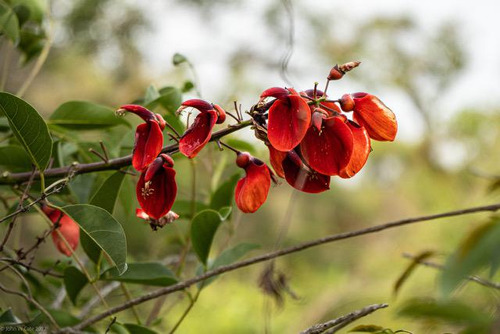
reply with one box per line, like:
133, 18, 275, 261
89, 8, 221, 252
132, 121, 164, 171
179, 110, 218, 158
267, 144, 287, 178
339, 121, 371, 178
235, 159, 271, 213
352, 93, 397, 141
136, 165, 177, 220
267, 91, 311, 152
300, 116, 354, 176
282, 151, 330, 193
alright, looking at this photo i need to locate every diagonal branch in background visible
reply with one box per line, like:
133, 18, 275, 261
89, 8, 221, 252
0, 120, 253, 185
402, 253, 500, 290
59, 202, 500, 333
300, 303, 388, 334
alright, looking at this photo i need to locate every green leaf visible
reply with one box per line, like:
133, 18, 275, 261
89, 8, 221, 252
110, 323, 130, 334
124, 323, 158, 334
218, 206, 232, 220
146, 87, 184, 134
209, 173, 240, 210
144, 85, 160, 106
49, 101, 130, 129
182, 80, 194, 93
0, 145, 32, 171
0, 92, 52, 171
398, 299, 491, 326
89, 171, 126, 213
102, 262, 177, 287
172, 53, 187, 66
0, 2, 20, 43
225, 138, 256, 155
62, 204, 127, 275
0, 308, 20, 324
393, 250, 435, 296
171, 200, 208, 219
440, 219, 500, 295
191, 209, 225, 265
10, 0, 46, 23
64, 266, 89, 305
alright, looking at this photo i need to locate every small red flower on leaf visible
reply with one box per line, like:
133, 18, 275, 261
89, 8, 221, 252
300, 114, 354, 176
136, 154, 177, 220
116, 105, 166, 171
234, 152, 272, 213
281, 150, 330, 193
350, 93, 397, 141
41, 204, 79, 257
178, 99, 226, 158
260, 87, 311, 152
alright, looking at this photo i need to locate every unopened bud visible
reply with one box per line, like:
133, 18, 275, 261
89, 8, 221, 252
340, 94, 355, 112
327, 65, 344, 81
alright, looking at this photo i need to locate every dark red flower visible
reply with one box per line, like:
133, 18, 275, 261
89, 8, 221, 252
339, 121, 371, 178
41, 204, 80, 257
300, 113, 354, 176
136, 154, 177, 220
234, 152, 272, 213
178, 99, 226, 158
116, 105, 166, 171
281, 150, 330, 193
260, 87, 311, 152
350, 92, 397, 141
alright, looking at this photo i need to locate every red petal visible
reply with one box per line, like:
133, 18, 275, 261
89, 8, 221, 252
339, 121, 371, 178
132, 121, 164, 171
136, 165, 177, 220
179, 110, 217, 158
51, 213, 80, 257
268, 94, 311, 151
235, 160, 271, 213
260, 87, 289, 100
352, 93, 397, 141
181, 99, 213, 112
282, 151, 330, 193
267, 144, 287, 178
300, 116, 354, 176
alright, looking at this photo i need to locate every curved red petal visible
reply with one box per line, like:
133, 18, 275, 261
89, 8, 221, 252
268, 95, 311, 151
51, 213, 80, 257
339, 121, 371, 178
181, 99, 213, 112
235, 161, 271, 213
267, 144, 287, 178
132, 121, 164, 171
179, 110, 217, 158
282, 151, 330, 193
300, 116, 354, 176
260, 87, 289, 100
352, 93, 397, 141
136, 166, 177, 220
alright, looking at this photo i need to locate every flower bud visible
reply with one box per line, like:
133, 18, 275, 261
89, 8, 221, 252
327, 65, 344, 81
340, 94, 355, 112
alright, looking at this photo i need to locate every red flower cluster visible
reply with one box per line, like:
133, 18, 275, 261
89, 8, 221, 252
41, 204, 80, 257
261, 87, 397, 193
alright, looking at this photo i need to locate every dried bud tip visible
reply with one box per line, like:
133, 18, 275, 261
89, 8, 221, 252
338, 61, 361, 73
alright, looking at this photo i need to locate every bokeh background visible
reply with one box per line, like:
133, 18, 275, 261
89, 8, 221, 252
1, 0, 500, 332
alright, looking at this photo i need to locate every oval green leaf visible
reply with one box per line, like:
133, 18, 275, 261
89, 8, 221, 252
102, 262, 177, 287
0, 145, 32, 171
62, 204, 127, 275
49, 101, 130, 129
63, 266, 89, 305
0, 92, 53, 171
191, 209, 225, 265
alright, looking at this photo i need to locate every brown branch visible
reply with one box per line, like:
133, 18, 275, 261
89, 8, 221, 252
300, 303, 388, 334
0, 120, 253, 185
59, 202, 500, 332
0, 257, 63, 278
402, 253, 500, 290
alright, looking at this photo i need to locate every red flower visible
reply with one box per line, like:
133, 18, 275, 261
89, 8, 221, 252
178, 99, 226, 158
350, 93, 397, 141
41, 204, 79, 257
300, 113, 354, 176
281, 150, 330, 193
234, 152, 272, 213
136, 154, 177, 220
339, 121, 371, 178
260, 87, 311, 152
116, 105, 166, 171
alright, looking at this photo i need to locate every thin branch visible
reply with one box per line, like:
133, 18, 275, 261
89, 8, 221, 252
402, 253, 500, 290
60, 202, 500, 332
300, 303, 388, 334
0, 258, 63, 278
0, 120, 253, 185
